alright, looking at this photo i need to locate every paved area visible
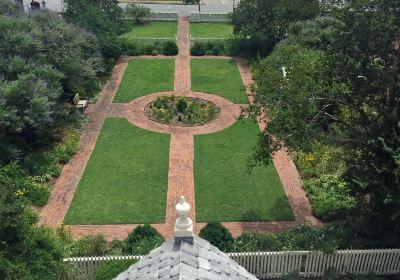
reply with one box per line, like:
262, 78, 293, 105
40, 17, 319, 241
174, 17, 191, 93
28, 0, 236, 14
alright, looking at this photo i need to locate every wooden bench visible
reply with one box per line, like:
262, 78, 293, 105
73, 94, 88, 111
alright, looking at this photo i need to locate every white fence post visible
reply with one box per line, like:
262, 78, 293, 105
63, 249, 400, 280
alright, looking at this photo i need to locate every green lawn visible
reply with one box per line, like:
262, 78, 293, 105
191, 59, 248, 104
190, 23, 233, 38
114, 59, 175, 103
120, 22, 177, 39
64, 118, 170, 224
194, 119, 294, 222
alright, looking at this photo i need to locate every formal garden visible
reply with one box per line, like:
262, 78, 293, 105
1, 0, 399, 279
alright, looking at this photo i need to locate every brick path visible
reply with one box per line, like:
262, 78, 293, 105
40, 17, 319, 241
174, 16, 191, 93
38, 56, 130, 227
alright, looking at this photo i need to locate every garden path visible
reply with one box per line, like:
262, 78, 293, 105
39, 17, 319, 241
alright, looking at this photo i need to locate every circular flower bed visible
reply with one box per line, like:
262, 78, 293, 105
145, 95, 220, 126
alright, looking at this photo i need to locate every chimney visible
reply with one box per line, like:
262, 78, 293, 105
174, 196, 193, 244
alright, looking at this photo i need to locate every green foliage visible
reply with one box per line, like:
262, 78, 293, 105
149, 95, 219, 125
303, 175, 357, 221
284, 16, 344, 50
123, 225, 164, 255
121, 40, 178, 56
191, 42, 208, 56
281, 270, 300, 280
199, 222, 234, 252
74, 235, 107, 257
29, 12, 103, 98
248, 43, 326, 163
0, 2, 101, 163
52, 129, 80, 164
65, 0, 127, 58
235, 224, 345, 253
125, 3, 150, 24
25, 179, 50, 207
234, 232, 282, 252
22, 128, 80, 181
232, 0, 320, 55
94, 259, 137, 280
249, 0, 400, 234
0, 163, 65, 280
162, 41, 178, 55
294, 143, 344, 179
191, 41, 229, 56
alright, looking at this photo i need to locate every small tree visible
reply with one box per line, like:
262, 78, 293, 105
199, 222, 234, 252
183, 0, 201, 13
125, 3, 150, 24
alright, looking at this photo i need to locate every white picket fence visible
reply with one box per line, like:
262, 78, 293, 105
189, 12, 231, 23
62, 249, 400, 280
229, 249, 400, 278
62, 255, 141, 280
143, 12, 179, 21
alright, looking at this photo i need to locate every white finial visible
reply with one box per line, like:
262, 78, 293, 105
174, 196, 193, 238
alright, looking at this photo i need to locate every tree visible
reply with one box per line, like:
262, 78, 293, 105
125, 3, 150, 24
65, 0, 127, 59
231, 0, 320, 55
283, 16, 344, 50
29, 12, 104, 98
249, 0, 400, 236
183, 0, 201, 13
0, 1, 103, 162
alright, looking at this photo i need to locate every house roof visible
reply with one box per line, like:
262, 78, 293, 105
114, 236, 259, 280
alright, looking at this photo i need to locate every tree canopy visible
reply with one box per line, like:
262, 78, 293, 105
0, 1, 102, 163
65, 0, 127, 59
231, 0, 320, 55
248, 0, 400, 238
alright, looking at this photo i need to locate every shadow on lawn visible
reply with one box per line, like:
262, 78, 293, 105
240, 195, 295, 222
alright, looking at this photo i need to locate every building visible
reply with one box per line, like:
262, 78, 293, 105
114, 197, 259, 280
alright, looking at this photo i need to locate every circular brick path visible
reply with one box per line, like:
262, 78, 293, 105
112, 91, 241, 136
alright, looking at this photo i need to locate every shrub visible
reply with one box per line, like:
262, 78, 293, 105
234, 232, 282, 252
108, 239, 125, 255
52, 129, 80, 164
199, 222, 234, 252
94, 259, 137, 280
294, 143, 344, 179
176, 97, 188, 113
303, 175, 357, 221
163, 41, 178, 55
23, 153, 61, 180
123, 225, 165, 255
73, 234, 107, 256
191, 42, 207, 56
26, 179, 51, 207
125, 3, 150, 24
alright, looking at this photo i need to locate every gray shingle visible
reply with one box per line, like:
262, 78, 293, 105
113, 236, 259, 280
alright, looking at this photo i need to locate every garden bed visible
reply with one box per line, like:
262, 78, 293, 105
145, 95, 220, 126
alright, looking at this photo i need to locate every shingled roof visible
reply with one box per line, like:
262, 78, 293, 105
114, 236, 258, 280
114, 196, 259, 280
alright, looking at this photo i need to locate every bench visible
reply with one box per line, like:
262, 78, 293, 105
73, 94, 88, 111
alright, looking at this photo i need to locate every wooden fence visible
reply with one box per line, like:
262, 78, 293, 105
189, 12, 231, 23
63, 249, 400, 280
